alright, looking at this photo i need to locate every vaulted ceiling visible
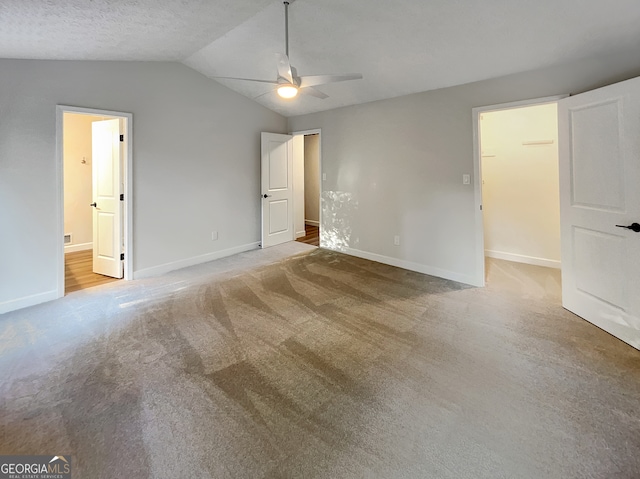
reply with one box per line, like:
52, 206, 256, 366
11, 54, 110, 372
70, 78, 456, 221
2, 0, 640, 117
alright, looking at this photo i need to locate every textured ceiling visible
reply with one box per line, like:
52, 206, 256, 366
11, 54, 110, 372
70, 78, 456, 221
0, 0, 273, 60
3, 0, 640, 116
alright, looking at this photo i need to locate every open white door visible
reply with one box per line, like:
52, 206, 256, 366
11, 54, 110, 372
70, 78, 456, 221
91, 119, 123, 278
261, 132, 294, 248
559, 76, 640, 349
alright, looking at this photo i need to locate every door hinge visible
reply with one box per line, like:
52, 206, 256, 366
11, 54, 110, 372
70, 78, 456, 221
120, 253, 125, 260
120, 134, 124, 142
480, 205, 483, 211
120, 194, 124, 201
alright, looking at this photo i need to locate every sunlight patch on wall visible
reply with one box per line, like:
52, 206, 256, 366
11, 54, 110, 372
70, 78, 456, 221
320, 191, 358, 252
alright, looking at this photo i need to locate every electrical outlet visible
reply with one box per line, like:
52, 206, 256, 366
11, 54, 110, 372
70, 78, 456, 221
394, 235, 400, 246
322, 173, 327, 181
463, 174, 470, 185
211, 231, 218, 241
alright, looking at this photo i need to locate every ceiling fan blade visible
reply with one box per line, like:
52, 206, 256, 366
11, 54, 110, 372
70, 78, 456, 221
212, 76, 279, 85
253, 89, 278, 100
275, 53, 294, 84
300, 87, 329, 100
298, 74, 363, 89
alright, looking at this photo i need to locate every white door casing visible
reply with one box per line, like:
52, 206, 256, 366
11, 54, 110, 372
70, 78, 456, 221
559, 76, 640, 349
91, 119, 123, 278
261, 132, 294, 248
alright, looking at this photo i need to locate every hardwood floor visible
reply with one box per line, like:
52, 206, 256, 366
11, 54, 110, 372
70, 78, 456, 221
296, 224, 319, 246
65, 249, 120, 293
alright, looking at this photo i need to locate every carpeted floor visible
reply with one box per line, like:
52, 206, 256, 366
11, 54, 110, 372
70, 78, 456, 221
1, 245, 639, 478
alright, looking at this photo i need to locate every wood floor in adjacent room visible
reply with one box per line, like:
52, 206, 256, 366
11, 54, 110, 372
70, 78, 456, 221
65, 249, 119, 293
2, 246, 639, 478
296, 223, 319, 246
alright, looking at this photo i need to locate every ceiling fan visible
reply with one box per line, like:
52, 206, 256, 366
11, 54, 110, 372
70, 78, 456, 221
214, 0, 363, 100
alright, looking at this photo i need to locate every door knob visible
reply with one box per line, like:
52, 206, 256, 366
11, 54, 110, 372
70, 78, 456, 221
616, 222, 640, 232
262, 194, 272, 198
90, 202, 97, 207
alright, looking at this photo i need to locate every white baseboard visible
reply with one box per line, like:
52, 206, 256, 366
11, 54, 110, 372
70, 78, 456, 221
343, 247, 478, 286
0, 290, 59, 315
305, 220, 319, 227
296, 230, 306, 239
64, 242, 92, 253
133, 241, 260, 279
485, 250, 561, 269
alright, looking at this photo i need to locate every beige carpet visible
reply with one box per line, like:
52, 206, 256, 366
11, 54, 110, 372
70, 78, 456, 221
1, 246, 639, 478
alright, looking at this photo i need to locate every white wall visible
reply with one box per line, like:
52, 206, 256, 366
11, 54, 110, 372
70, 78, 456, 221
481, 104, 560, 268
63, 113, 105, 251
304, 134, 320, 225
0, 60, 286, 313
288, 49, 640, 285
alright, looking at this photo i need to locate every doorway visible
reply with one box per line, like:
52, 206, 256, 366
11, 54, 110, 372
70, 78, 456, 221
480, 102, 561, 273
472, 96, 564, 286
474, 82, 640, 350
56, 106, 133, 297
293, 129, 322, 247
259, 129, 321, 249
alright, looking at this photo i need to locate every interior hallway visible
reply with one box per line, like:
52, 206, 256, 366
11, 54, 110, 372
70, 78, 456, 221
1, 245, 639, 478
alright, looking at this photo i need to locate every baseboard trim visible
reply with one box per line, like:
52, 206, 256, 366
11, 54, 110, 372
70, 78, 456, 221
305, 220, 319, 227
133, 242, 261, 279
343, 247, 477, 286
64, 242, 92, 253
296, 230, 306, 239
485, 250, 561, 269
0, 290, 59, 315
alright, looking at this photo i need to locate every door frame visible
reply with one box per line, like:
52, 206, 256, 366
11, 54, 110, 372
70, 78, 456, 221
471, 95, 566, 287
290, 128, 322, 246
55, 105, 133, 298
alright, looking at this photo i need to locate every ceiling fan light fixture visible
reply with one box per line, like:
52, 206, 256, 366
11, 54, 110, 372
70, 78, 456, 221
277, 84, 298, 99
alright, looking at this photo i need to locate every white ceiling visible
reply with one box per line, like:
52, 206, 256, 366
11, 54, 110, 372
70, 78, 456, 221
3, 0, 640, 117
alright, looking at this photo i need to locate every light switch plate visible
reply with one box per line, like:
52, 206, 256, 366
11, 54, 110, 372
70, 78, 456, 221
463, 174, 470, 185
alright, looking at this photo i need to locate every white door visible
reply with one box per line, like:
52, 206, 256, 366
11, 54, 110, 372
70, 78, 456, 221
261, 132, 294, 248
559, 76, 640, 349
91, 119, 123, 278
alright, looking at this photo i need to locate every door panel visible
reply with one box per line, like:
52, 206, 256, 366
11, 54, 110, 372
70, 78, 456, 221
261, 132, 294, 248
269, 142, 289, 189
97, 212, 116, 258
572, 227, 626, 307
569, 100, 625, 210
92, 119, 123, 278
269, 200, 289, 234
559, 76, 640, 349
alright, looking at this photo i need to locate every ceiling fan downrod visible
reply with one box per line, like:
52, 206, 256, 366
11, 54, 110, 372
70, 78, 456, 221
284, 1, 290, 58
